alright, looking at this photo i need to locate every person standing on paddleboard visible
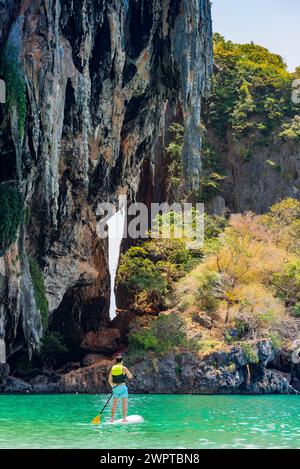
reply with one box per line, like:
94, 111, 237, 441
108, 355, 133, 422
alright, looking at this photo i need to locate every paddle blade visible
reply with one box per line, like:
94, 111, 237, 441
91, 414, 101, 425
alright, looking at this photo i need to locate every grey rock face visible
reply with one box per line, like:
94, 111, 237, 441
127, 341, 291, 395
220, 135, 300, 213
0, 363, 10, 382
19, 254, 43, 358
0, 0, 18, 46
52, 341, 294, 395
0, 340, 294, 394
173, 0, 213, 189
81, 353, 107, 367
257, 340, 276, 365
0, 0, 213, 359
1, 377, 33, 393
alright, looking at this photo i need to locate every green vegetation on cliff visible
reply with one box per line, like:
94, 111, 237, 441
208, 34, 300, 140
121, 199, 300, 359
177, 199, 300, 343
117, 213, 226, 312
128, 314, 187, 356
164, 36, 300, 209
0, 182, 23, 256
1, 43, 27, 137
38, 332, 69, 367
166, 123, 225, 201
117, 238, 196, 312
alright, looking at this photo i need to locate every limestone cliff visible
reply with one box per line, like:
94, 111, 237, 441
209, 130, 300, 214
0, 0, 213, 364
202, 36, 300, 215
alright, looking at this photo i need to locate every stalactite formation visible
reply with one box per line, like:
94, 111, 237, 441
0, 0, 213, 360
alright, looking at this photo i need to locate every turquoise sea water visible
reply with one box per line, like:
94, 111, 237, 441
0, 394, 300, 449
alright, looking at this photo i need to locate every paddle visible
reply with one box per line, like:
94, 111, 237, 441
91, 386, 119, 425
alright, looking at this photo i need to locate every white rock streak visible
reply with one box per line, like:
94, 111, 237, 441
107, 205, 126, 320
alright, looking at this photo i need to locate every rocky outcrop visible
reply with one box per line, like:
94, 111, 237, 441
0, 0, 213, 362
0, 362, 9, 382
56, 342, 295, 394
81, 328, 121, 354
1, 376, 33, 393
81, 353, 108, 367
0, 339, 297, 394
0, 0, 19, 47
128, 341, 291, 395
59, 356, 113, 393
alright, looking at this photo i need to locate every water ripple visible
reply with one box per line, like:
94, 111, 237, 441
0, 394, 300, 448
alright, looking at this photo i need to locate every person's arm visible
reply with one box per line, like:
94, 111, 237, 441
108, 369, 113, 388
123, 366, 133, 379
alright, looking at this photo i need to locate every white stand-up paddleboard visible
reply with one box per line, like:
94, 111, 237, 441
107, 415, 144, 425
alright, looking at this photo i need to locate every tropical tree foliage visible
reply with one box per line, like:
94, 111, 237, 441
207, 34, 300, 139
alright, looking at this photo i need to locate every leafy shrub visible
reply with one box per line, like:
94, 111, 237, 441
240, 148, 252, 161
165, 123, 226, 201
128, 314, 187, 354
292, 303, 300, 318
272, 260, 300, 306
196, 339, 221, 353
196, 271, 223, 311
117, 237, 195, 311
177, 266, 223, 313
165, 123, 184, 187
204, 214, 227, 239
198, 139, 226, 201
241, 343, 259, 364
176, 206, 292, 341
28, 257, 49, 329
130, 329, 160, 351
261, 198, 300, 253
144, 238, 195, 273
231, 81, 256, 139
38, 332, 69, 366
117, 247, 168, 310
118, 248, 165, 293
214, 212, 286, 285
268, 198, 300, 223
279, 115, 300, 142
266, 159, 281, 171
231, 283, 286, 338
1, 43, 27, 136
199, 172, 226, 201
269, 333, 283, 350
0, 183, 23, 255
207, 35, 299, 139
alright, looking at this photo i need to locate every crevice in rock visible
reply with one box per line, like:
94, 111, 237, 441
126, 0, 153, 60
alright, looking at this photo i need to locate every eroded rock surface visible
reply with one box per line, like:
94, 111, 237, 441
0, 0, 213, 360
20, 340, 294, 395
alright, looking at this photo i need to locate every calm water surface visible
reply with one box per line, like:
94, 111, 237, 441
0, 394, 300, 449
